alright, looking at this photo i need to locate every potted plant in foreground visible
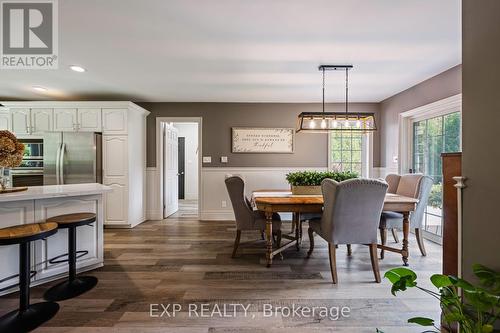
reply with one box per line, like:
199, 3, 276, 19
285, 170, 358, 195
379, 264, 500, 333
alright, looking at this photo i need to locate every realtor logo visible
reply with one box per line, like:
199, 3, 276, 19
1, 0, 58, 69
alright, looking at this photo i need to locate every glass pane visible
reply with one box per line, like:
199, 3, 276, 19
352, 138, 362, 151
332, 150, 341, 162
341, 151, 351, 163
427, 116, 443, 136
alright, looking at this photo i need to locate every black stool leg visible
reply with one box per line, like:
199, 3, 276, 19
44, 226, 98, 302
0, 242, 59, 333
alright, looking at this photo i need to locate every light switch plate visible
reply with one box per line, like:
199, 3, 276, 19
221, 156, 228, 163
203, 156, 212, 163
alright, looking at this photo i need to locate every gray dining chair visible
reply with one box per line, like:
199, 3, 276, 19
225, 176, 282, 258
307, 178, 388, 283
384, 173, 402, 242
379, 174, 433, 258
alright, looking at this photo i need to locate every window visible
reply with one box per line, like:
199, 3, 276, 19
329, 130, 368, 176
412, 111, 461, 238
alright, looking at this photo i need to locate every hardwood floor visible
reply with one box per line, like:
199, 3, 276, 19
0, 217, 442, 332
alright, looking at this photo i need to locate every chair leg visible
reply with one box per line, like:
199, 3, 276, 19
380, 228, 387, 259
369, 243, 381, 283
232, 230, 241, 258
276, 229, 282, 248
415, 228, 427, 256
307, 227, 314, 258
328, 243, 338, 284
346, 244, 352, 256
391, 228, 399, 243
260, 230, 265, 240
291, 219, 296, 233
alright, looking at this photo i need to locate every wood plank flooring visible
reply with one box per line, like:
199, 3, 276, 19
0, 216, 442, 332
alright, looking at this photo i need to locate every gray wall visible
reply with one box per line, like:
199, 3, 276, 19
379, 65, 462, 169
462, 0, 500, 280
141, 102, 380, 168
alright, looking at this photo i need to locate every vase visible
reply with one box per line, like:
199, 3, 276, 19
0, 167, 10, 190
291, 185, 322, 195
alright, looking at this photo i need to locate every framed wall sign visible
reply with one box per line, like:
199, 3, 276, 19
231, 127, 294, 153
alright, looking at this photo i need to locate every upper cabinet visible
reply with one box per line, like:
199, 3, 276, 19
10, 108, 53, 135
102, 108, 127, 134
0, 108, 11, 130
31, 108, 53, 134
78, 108, 101, 132
53, 108, 77, 131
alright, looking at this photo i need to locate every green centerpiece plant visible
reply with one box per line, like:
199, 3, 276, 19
285, 170, 358, 195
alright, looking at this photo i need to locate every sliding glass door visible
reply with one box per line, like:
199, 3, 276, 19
412, 111, 461, 240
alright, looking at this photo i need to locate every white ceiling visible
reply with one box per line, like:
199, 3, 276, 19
0, 0, 461, 102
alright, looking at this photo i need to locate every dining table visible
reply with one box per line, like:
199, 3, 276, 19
251, 190, 418, 267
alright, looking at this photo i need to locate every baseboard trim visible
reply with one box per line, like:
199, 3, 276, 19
200, 210, 234, 221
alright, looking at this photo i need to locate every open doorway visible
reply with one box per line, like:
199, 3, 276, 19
160, 119, 201, 219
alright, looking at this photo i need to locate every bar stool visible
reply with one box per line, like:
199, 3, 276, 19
0, 222, 59, 333
43, 213, 98, 302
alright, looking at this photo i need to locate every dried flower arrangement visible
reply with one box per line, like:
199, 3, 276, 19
0, 131, 25, 190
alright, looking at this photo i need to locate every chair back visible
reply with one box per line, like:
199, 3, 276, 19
320, 178, 388, 244
396, 174, 423, 198
385, 174, 401, 194
410, 176, 434, 228
224, 176, 254, 230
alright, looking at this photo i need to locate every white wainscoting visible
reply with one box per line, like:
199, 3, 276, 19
146, 166, 391, 221
200, 166, 327, 221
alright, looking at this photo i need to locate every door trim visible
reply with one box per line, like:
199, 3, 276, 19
155, 117, 202, 220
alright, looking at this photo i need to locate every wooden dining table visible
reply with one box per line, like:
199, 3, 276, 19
251, 190, 418, 267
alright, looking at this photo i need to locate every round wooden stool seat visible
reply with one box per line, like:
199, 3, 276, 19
47, 213, 96, 228
0, 222, 58, 246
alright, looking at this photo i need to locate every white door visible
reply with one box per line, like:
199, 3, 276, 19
0, 109, 11, 130
31, 108, 53, 134
54, 108, 78, 131
163, 123, 179, 218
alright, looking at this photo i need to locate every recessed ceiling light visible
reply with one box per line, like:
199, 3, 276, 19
69, 65, 86, 73
32, 86, 48, 92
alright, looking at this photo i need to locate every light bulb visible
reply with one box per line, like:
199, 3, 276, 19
344, 119, 350, 128
356, 120, 361, 128
320, 119, 327, 129
333, 120, 338, 128
309, 120, 316, 129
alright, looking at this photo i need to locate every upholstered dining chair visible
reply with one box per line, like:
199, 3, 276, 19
307, 178, 388, 283
384, 173, 402, 242
225, 176, 282, 258
379, 174, 433, 258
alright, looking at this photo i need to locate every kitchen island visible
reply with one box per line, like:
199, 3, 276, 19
0, 184, 111, 295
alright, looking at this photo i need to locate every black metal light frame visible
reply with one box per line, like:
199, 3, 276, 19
296, 65, 377, 133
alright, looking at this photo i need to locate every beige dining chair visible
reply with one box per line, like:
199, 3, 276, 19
225, 176, 282, 258
384, 173, 402, 242
307, 178, 388, 283
379, 174, 433, 258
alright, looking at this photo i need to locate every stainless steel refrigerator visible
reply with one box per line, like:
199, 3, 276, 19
43, 132, 102, 185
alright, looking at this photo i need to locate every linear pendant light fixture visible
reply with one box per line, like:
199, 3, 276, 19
296, 65, 377, 132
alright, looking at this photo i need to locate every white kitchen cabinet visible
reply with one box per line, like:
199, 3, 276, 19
31, 108, 53, 134
103, 183, 127, 224
0, 101, 149, 229
11, 108, 31, 135
0, 109, 10, 130
78, 108, 101, 132
0, 200, 35, 291
102, 108, 127, 134
54, 108, 78, 131
34, 196, 101, 280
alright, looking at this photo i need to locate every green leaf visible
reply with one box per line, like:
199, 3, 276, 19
448, 275, 475, 291
473, 264, 500, 293
430, 274, 453, 288
408, 317, 435, 326
384, 267, 417, 284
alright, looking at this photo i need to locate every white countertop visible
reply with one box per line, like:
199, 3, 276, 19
0, 183, 112, 202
